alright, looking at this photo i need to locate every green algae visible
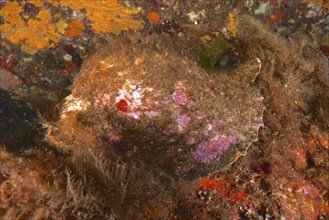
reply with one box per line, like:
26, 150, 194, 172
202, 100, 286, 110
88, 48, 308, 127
198, 35, 228, 74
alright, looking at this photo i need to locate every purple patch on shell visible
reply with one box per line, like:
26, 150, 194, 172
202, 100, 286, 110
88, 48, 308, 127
172, 90, 188, 105
177, 113, 191, 132
214, 136, 231, 153
194, 141, 221, 164
194, 131, 243, 164
214, 134, 237, 153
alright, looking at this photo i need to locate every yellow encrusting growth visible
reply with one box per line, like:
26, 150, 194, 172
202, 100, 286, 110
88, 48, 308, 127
0, 0, 143, 53
50, 0, 143, 34
65, 20, 85, 37
0, 2, 60, 54
28, 0, 44, 7
227, 13, 238, 37
56, 19, 69, 35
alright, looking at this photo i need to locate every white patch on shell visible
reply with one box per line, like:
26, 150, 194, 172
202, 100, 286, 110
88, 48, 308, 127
61, 95, 90, 118
63, 54, 72, 62
145, 111, 160, 118
114, 80, 159, 119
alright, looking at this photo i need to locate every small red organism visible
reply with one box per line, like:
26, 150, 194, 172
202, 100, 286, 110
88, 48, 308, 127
199, 178, 209, 189
231, 191, 247, 202
148, 11, 160, 23
197, 177, 232, 197
116, 99, 128, 112
207, 179, 219, 190
198, 178, 219, 191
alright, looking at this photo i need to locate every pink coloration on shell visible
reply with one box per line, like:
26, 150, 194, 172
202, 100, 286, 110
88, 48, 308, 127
177, 113, 191, 132
187, 136, 196, 145
194, 141, 221, 164
194, 131, 244, 164
302, 184, 319, 196
213, 119, 225, 128
195, 111, 206, 120
214, 132, 241, 153
145, 111, 159, 118
203, 124, 212, 136
94, 99, 101, 107
302, 185, 313, 196
172, 90, 188, 105
214, 136, 231, 152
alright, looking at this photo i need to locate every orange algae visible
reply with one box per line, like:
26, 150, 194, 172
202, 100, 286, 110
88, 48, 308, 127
50, 0, 143, 34
0, 0, 143, 53
148, 11, 161, 23
0, 2, 60, 54
53, 13, 62, 19
27, 0, 44, 7
0, 1, 24, 25
65, 20, 85, 37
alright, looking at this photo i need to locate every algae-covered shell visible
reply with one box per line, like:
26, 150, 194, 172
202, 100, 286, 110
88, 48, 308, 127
56, 38, 264, 180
